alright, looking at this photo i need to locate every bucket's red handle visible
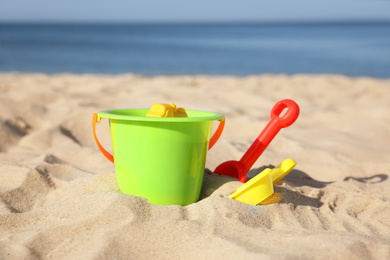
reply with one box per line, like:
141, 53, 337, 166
92, 113, 114, 163
208, 118, 225, 150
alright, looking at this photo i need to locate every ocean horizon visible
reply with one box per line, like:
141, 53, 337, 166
1, 21, 390, 78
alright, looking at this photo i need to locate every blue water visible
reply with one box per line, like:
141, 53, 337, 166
1, 22, 390, 77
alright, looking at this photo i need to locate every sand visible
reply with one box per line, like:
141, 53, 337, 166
0, 73, 389, 259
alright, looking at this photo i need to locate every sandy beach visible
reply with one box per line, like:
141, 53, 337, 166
0, 73, 389, 259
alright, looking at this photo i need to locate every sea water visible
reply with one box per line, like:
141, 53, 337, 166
0, 22, 389, 78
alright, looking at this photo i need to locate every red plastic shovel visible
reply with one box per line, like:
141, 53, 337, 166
213, 99, 300, 183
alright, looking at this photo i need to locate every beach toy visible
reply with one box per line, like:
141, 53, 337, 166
213, 99, 299, 183
229, 159, 297, 205
92, 105, 225, 206
146, 103, 188, 117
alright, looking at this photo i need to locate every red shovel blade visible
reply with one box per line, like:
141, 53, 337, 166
213, 99, 300, 183
213, 160, 247, 183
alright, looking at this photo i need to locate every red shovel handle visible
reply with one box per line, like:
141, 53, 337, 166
239, 99, 299, 172
270, 99, 300, 128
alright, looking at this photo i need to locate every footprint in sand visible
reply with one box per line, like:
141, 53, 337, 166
0, 117, 32, 151
0, 167, 55, 213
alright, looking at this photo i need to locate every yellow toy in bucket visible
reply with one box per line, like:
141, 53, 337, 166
229, 159, 297, 205
146, 103, 188, 117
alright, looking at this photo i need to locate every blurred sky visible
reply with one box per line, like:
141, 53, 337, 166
1, 0, 390, 23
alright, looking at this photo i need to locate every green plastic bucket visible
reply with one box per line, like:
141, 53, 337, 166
92, 109, 225, 206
